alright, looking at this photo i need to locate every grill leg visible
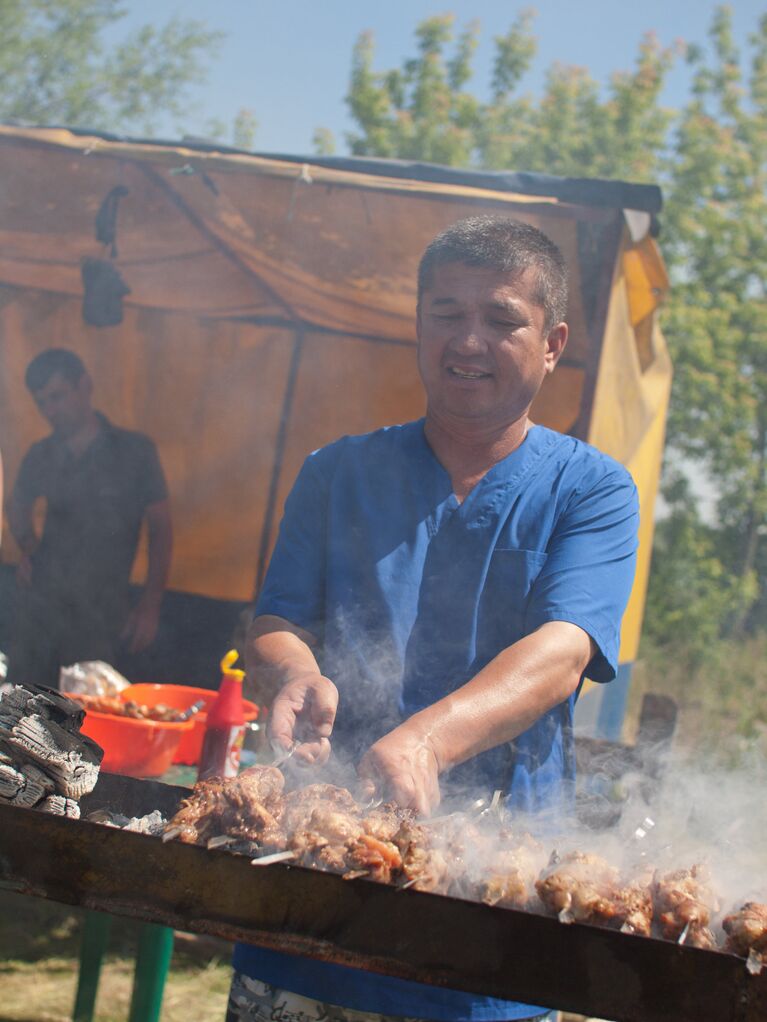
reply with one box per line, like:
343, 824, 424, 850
73, 911, 113, 1022
127, 923, 174, 1022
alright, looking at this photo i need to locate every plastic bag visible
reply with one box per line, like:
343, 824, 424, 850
59, 661, 130, 697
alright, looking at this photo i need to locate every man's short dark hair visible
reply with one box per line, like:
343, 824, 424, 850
25, 349, 86, 392
417, 216, 569, 330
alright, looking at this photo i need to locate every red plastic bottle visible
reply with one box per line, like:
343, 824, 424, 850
197, 649, 246, 781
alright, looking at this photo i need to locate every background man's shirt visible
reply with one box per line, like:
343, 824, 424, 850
12, 412, 167, 599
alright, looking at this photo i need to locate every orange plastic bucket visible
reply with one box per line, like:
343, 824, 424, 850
68, 698, 194, 777
121, 683, 259, 766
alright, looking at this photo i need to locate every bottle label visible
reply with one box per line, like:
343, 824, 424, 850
225, 724, 245, 777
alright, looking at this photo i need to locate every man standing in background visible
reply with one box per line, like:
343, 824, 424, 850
7, 348, 172, 686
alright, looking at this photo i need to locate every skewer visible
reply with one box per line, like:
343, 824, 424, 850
746, 949, 764, 975
271, 742, 297, 769
207, 834, 237, 850
250, 850, 296, 866
343, 869, 370, 881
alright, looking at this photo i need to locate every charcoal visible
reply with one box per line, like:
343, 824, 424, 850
38, 794, 81, 818
0, 759, 54, 807
3, 713, 101, 799
0, 684, 85, 732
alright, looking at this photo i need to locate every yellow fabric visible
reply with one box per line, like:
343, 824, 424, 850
587, 233, 672, 667
0, 127, 671, 643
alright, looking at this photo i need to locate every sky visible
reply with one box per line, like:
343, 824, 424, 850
110, 0, 766, 155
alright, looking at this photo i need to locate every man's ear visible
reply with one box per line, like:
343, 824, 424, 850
544, 322, 568, 374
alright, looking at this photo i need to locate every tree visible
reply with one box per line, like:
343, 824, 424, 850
340, 8, 767, 653
342, 11, 675, 181
651, 8, 767, 640
345, 15, 482, 166
0, 0, 223, 136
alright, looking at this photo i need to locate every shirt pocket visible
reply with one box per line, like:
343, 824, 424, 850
478, 548, 549, 653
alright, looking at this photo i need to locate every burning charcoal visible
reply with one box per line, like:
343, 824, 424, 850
0, 758, 54, 807
0, 684, 85, 733
37, 794, 81, 818
122, 810, 167, 836
722, 902, 767, 959
2, 713, 102, 799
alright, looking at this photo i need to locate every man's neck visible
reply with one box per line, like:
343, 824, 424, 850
424, 412, 531, 502
60, 411, 102, 457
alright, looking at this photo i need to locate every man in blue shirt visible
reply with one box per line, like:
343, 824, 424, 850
229, 217, 639, 1022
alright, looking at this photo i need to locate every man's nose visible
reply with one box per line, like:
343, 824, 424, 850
451, 318, 488, 352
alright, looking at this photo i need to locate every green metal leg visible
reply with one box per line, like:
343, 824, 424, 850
73, 911, 113, 1022
127, 923, 174, 1022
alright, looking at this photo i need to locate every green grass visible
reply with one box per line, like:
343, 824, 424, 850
628, 634, 767, 763
0, 890, 231, 1022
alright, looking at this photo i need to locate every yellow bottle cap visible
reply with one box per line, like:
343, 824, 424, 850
220, 648, 245, 682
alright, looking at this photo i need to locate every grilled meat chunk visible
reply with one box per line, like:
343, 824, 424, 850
165, 765, 285, 845
478, 833, 546, 910
392, 820, 449, 892
722, 902, 767, 958
652, 863, 718, 949
537, 851, 622, 925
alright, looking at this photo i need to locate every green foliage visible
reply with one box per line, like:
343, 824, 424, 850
0, 0, 222, 135
233, 109, 258, 151
651, 8, 767, 643
345, 16, 482, 165
643, 471, 758, 654
344, 7, 767, 654
312, 127, 337, 156
344, 11, 675, 180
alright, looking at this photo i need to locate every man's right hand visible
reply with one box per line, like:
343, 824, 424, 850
268, 673, 339, 767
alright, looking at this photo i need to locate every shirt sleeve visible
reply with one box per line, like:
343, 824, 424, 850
525, 462, 640, 682
254, 453, 330, 637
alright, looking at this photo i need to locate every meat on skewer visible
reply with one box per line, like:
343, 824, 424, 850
476, 832, 546, 910
722, 902, 767, 958
536, 852, 654, 936
166, 765, 285, 845
652, 863, 718, 949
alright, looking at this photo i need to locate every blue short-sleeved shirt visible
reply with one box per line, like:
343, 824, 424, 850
235, 420, 639, 1021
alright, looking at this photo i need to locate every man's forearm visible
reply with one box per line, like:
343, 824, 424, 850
245, 614, 321, 707
7, 500, 37, 557
403, 621, 594, 773
143, 502, 172, 602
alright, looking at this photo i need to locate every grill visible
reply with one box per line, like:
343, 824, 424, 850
1, 772, 765, 1021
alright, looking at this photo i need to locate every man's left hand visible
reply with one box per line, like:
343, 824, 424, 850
357, 723, 441, 816
121, 594, 162, 653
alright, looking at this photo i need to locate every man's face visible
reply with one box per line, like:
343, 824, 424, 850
416, 262, 567, 430
32, 371, 92, 436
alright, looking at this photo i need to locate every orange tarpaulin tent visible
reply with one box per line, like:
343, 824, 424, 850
0, 125, 671, 731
